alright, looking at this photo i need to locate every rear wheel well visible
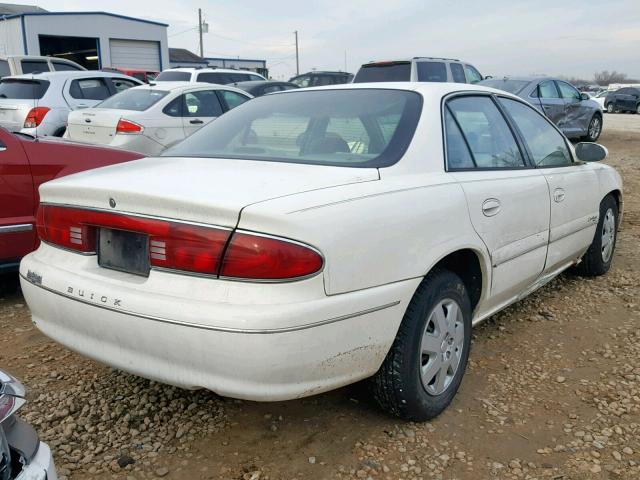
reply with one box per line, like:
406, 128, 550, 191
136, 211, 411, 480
432, 250, 483, 312
608, 189, 622, 215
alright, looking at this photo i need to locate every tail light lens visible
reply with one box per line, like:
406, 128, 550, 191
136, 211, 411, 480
221, 232, 323, 280
116, 119, 143, 134
23, 107, 50, 128
36, 205, 323, 280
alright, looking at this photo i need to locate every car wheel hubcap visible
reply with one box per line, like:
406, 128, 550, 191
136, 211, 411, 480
607, 104, 613, 113
601, 208, 616, 263
589, 117, 601, 139
420, 298, 464, 396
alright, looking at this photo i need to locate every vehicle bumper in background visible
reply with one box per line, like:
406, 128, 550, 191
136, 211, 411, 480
14, 441, 57, 480
20, 244, 417, 401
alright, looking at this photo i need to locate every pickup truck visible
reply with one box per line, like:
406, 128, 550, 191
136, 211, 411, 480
0, 129, 142, 271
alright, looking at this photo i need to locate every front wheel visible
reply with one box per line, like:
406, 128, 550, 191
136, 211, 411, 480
370, 268, 471, 421
582, 114, 602, 142
573, 195, 618, 277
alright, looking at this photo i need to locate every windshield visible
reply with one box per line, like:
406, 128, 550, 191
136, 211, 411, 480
163, 89, 422, 168
0, 79, 49, 99
155, 71, 191, 82
96, 88, 169, 111
477, 79, 530, 94
353, 62, 411, 83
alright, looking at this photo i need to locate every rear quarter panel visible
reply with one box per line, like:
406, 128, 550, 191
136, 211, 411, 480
239, 172, 490, 296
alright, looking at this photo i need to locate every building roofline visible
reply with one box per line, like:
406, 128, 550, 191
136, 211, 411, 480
0, 11, 168, 27
204, 57, 266, 63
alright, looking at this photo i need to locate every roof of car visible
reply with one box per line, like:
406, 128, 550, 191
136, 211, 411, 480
482, 76, 551, 83
5, 71, 139, 81
362, 58, 462, 65
163, 67, 265, 76
273, 81, 513, 99
133, 81, 253, 96
291, 71, 351, 76
232, 80, 292, 87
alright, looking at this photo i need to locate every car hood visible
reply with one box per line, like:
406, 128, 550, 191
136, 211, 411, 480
38, 156, 379, 227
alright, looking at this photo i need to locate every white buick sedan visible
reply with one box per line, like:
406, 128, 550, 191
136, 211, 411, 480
20, 83, 622, 421
65, 82, 252, 155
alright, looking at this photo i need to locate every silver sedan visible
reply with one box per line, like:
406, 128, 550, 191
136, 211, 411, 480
479, 76, 603, 142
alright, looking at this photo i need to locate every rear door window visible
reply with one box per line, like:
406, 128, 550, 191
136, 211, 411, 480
0, 79, 49, 99
463, 64, 483, 84
354, 62, 411, 82
52, 61, 82, 71
535, 80, 560, 98
197, 72, 235, 84
446, 95, 525, 169
183, 90, 224, 117
218, 90, 249, 110
20, 60, 49, 74
416, 62, 448, 82
450, 63, 466, 83
69, 78, 112, 100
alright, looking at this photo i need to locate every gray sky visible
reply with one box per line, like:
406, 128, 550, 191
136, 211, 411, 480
27, 0, 640, 80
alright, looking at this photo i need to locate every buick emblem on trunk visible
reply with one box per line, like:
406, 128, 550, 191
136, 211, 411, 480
109, 198, 116, 208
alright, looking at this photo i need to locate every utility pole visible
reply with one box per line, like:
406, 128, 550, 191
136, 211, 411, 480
198, 8, 204, 58
294, 30, 299, 75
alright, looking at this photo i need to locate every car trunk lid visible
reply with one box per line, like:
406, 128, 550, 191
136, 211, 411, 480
66, 108, 130, 145
0, 100, 35, 132
39, 156, 379, 228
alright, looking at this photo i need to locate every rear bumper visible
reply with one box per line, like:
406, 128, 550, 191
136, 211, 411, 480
20, 244, 417, 401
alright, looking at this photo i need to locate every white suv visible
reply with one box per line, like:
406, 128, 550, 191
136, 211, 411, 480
354, 57, 484, 84
155, 68, 266, 85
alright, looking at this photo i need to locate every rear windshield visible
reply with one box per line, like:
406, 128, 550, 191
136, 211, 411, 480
353, 62, 411, 83
163, 89, 422, 168
155, 71, 191, 82
97, 88, 169, 111
478, 79, 530, 94
197, 72, 262, 84
0, 79, 49, 99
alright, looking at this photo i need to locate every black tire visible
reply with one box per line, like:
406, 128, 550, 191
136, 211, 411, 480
636, 104, 640, 115
573, 195, 618, 277
606, 103, 616, 114
581, 114, 602, 142
370, 268, 472, 421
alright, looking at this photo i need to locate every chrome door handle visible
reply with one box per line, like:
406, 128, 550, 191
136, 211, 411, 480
482, 198, 501, 217
553, 188, 565, 203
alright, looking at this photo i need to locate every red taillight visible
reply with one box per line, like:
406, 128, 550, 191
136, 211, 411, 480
24, 107, 50, 128
220, 232, 323, 280
36, 205, 96, 252
37, 205, 323, 280
116, 118, 143, 134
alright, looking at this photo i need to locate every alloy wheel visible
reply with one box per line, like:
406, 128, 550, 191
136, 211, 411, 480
607, 104, 614, 113
420, 298, 465, 396
589, 117, 601, 140
601, 208, 616, 263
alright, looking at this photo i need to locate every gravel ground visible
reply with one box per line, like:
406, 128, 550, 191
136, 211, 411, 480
1, 113, 639, 480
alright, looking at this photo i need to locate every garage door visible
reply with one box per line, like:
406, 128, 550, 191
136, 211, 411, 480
109, 39, 160, 71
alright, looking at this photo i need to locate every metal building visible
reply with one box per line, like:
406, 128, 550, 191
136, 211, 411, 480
0, 9, 169, 71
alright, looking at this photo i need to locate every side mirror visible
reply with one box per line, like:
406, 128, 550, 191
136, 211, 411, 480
580, 92, 590, 101
575, 142, 607, 162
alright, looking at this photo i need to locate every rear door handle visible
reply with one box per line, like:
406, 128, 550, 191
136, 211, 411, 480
190, 119, 204, 125
553, 188, 565, 203
482, 198, 501, 217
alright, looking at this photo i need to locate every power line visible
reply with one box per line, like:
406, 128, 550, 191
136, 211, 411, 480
168, 26, 198, 38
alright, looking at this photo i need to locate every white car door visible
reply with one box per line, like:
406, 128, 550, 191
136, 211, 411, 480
498, 97, 600, 273
444, 94, 550, 311
153, 93, 190, 149
181, 90, 224, 138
